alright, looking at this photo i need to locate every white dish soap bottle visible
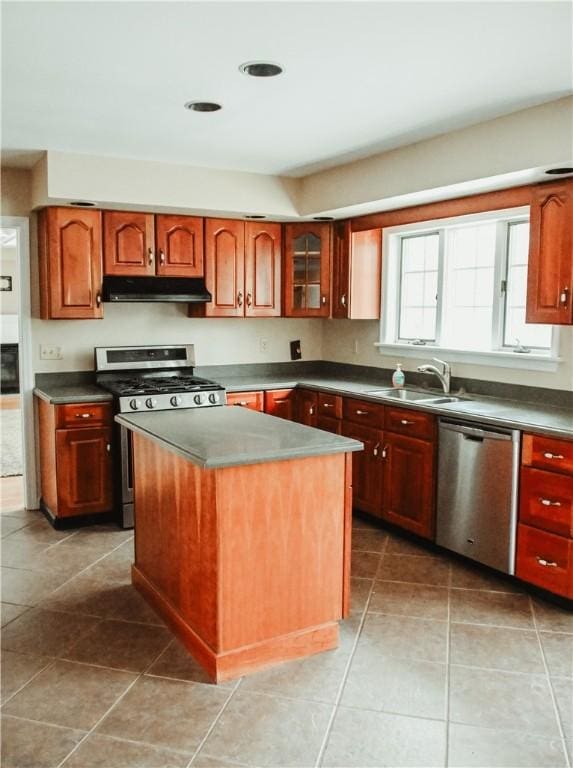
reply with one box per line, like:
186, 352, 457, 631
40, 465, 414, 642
392, 363, 405, 389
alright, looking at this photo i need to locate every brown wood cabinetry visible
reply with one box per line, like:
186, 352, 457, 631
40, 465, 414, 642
37, 397, 113, 523
38, 207, 103, 319
343, 397, 385, 430
332, 222, 382, 319
526, 181, 573, 325
341, 421, 383, 517
317, 392, 342, 419
190, 219, 281, 318
516, 433, 573, 597
283, 223, 331, 317
264, 389, 294, 420
293, 388, 318, 426
226, 391, 264, 411
104, 212, 203, 278
316, 415, 342, 435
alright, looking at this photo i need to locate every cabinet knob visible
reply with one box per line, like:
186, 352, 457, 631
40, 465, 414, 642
96, 293, 102, 307
539, 497, 561, 507
309, 406, 315, 415
159, 249, 165, 265
373, 442, 380, 457
543, 452, 564, 460
381, 444, 389, 459
536, 557, 558, 568
246, 292, 253, 307
560, 286, 569, 306
148, 248, 154, 265
321, 295, 327, 305
237, 291, 243, 307
106, 443, 111, 453
340, 294, 347, 307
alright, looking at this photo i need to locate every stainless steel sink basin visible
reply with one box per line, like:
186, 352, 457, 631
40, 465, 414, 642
365, 388, 461, 405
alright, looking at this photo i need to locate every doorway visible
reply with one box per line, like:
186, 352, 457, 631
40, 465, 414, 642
0, 218, 35, 512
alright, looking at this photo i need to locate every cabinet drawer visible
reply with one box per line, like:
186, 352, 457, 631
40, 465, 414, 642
56, 402, 113, 429
264, 389, 294, 420
385, 407, 435, 441
316, 415, 342, 435
343, 397, 384, 429
522, 434, 573, 476
516, 524, 572, 598
520, 467, 573, 538
318, 393, 342, 420
226, 391, 264, 411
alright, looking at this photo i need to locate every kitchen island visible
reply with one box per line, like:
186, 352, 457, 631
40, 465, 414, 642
116, 406, 362, 682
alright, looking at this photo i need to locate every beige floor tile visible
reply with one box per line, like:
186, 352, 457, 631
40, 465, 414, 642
450, 623, 545, 673
64, 618, 172, 672
63, 733, 191, 768
200, 689, 332, 767
0, 517, 29, 537
449, 665, 561, 736
0, 715, 85, 768
338, 613, 362, 653
0, 566, 70, 606
1, 651, 51, 703
540, 632, 573, 677
1, 608, 98, 656
448, 722, 568, 767
450, 559, 521, 593
357, 612, 448, 662
385, 533, 434, 557
551, 677, 573, 738
322, 706, 446, 767
368, 581, 448, 620
191, 755, 249, 767
341, 651, 447, 719
44, 573, 134, 617
350, 550, 380, 579
351, 514, 379, 531
4, 520, 76, 547
146, 640, 235, 687
97, 676, 229, 753
348, 577, 371, 614
1, 537, 50, 568
377, 553, 450, 587
239, 646, 349, 703
109, 584, 165, 625
449, 589, 534, 629
3, 660, 136, 730
532, 599, 573, 633
0, 601, 29, 628
351, 528, 387, 553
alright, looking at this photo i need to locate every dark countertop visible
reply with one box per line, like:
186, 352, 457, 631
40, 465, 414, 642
116, 407, 363, 469
33, 384, 113, 404
214, 375, 573, 440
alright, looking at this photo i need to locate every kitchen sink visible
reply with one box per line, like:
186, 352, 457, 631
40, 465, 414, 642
365, 388, 461, 405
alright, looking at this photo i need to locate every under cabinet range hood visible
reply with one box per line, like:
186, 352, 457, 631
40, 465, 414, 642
101, 276, 212, 303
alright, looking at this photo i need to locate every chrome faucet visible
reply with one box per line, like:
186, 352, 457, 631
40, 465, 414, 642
417, 358, 451, 394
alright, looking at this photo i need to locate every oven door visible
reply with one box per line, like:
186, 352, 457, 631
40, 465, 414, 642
119, 425, 134, 529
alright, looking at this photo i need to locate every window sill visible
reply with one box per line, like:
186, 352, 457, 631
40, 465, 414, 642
374, 342, 562, 372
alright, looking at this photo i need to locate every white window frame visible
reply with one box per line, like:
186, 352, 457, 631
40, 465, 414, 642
376, 206, 561, 372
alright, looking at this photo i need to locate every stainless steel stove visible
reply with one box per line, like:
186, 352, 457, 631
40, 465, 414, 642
95, 344, 226, 528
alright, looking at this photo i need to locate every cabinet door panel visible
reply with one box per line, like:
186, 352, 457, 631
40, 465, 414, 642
526, 182, 573, 324
284, 223, 331, 317
293, 389, 318, 427
56, 427, 113, 517
264, 389, 294, 420
103, 211, 154, 276
156, 215, 204, 277
204, 219, 245, 317
245, 222, 281, 317
516, 524, 572, 598
382, 433, 435, 539
226, 391, 264, 411
520, 467, 573, 538
40, 208, 103, 319
332, 221, 350, 318
341, 422, 383, 517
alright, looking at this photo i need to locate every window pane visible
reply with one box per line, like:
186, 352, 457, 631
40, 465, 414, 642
442, 224, 496, 350
398, 233, 439, 341
503, 221, 552, 349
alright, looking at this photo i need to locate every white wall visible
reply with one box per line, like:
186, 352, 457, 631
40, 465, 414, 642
0, 244, 19, 316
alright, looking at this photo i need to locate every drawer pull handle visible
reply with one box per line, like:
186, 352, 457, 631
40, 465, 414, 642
246, 292, 253, 307
148, 248, 154, 265
237, 401, 248, 406
237, 291, 243, 307
381, 444, 389, 459
539, 498, 561, 507
536, 557, 558, 568
543, 452, 564, 460
159, 249, 166, 265
309, 406, 315, 416
323, 403, 334, 408
76, 413, 93, 419
560, 286, 569, 306
106, 443, 111, 453
356, 410, 369, 416
341, 294, 347, 307
96, 293, 102, 307
321, 295, 327, 305
373, 442, 380, 457
400, 419, 415, 425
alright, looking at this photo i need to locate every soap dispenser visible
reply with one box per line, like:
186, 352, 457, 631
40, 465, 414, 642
392, 363, 405, 388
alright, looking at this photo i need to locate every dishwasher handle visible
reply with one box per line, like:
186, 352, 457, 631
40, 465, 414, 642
439, 420, 513, 442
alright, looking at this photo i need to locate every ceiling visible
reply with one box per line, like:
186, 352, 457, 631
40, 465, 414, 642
2, 1, 572, 177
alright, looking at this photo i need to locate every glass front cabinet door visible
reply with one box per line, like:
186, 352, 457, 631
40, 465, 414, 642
283, 223, 332, 317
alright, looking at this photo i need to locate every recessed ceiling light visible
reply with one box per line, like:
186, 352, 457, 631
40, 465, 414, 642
245, 214, 266, 219
184, 101, 222, 112
70, 201, 96, 207
545, 167, 573, 175
313, 216, 334, 221
239, 61, 283, 78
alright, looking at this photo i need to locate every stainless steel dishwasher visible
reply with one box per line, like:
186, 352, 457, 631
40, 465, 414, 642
436, 419, 520, 574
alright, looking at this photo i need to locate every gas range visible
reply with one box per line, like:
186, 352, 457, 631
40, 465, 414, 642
95, 344, 226, 413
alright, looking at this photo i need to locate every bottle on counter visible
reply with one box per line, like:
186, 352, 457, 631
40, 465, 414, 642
392, 363, 405, 388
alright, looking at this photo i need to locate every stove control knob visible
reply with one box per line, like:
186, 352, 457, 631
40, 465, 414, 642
170, 395, 182, 407
145, 398, 158, 409
130, 399, 142, 411
208, 392, 219, 404
193, 394, 204, 405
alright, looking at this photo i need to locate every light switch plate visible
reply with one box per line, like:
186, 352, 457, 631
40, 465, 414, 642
40, 344, 63, 360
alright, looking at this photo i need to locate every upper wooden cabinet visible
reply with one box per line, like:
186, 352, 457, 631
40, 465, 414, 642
190, 219, 281, 318
332, 222, 382, 319
526, 181, 573, 325
39, 207, 104, 320
104, 212, 204, 278
283, 223, 331, 317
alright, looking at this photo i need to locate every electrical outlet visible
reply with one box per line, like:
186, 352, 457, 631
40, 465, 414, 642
259, 337, 268, 354
40, 344, 63, 360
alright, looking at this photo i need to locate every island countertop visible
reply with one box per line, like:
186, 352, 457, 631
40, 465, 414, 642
116, 406, 363, 469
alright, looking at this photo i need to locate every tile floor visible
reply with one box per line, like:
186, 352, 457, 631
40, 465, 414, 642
1, 486, 572, 767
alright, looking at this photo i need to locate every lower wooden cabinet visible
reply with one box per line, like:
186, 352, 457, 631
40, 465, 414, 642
341, 422, 383, 517
316, 415, 342, 435
516, 524, 572, 598
226, 391, 264, 411
293, 389, 318, 427
37, 397, 113, 522
264, 389, 294, 420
